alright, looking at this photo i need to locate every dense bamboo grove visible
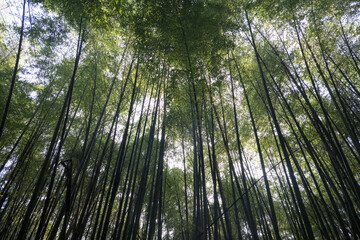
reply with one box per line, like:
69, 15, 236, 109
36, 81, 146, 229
0, 0, 359, 239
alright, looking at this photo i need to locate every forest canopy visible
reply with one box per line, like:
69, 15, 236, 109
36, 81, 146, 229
0, 0, 359, 239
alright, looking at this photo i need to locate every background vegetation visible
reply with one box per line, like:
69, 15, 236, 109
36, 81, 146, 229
0, 0, 359, 239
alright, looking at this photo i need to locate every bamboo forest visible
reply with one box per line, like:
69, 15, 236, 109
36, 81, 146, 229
0, 0, 360, 239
